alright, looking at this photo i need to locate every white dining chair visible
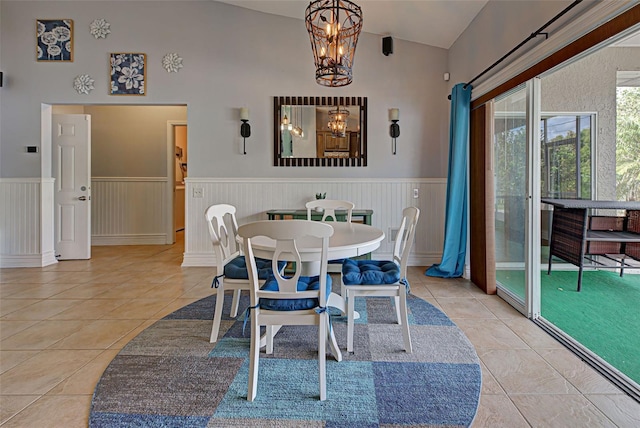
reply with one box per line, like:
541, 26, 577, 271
238, 220, 342, 401
305, 199, 355, 223
204, 204, 284, 343
341, 207, 420, 353
306, 199, 355, 272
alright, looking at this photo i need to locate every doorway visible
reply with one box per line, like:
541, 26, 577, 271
44, 104, 187, 259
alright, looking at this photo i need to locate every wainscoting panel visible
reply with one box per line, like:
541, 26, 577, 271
0, 179, 41, 256
91, 178, 167, 245
183, 178, 447, 267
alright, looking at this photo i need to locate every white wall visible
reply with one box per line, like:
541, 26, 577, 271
447, 0, 578, 90
447, 0, 636, 98
541, 46, 640, 201
0, 0, 450, 179
85, 105, 187, 177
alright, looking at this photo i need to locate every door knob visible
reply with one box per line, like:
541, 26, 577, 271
78, 196, 87, 201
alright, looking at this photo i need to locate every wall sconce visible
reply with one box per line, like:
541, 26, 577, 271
389, 108, 400, 155
240, 107, 250, 155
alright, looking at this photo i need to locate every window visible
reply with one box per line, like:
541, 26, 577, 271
541, 114, 595, 200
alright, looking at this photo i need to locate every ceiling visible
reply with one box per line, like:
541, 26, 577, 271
216, 0, 489, 49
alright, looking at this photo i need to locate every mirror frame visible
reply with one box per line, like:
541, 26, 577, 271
273, 96, 367, 167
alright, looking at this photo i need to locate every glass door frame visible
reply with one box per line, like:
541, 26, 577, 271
525, 78, 541, 320
494, 79, 542, 319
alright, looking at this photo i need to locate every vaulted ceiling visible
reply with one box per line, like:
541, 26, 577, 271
216, 0, 489, 49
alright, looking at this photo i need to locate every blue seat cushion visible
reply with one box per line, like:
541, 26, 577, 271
224, 256, 285, 280
341, 259, 401, 285
258, 275, 333, 311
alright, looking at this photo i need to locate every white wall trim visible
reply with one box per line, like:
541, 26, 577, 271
0, 178, 46, 183
0, 252, 57, 268
167, 120, 187, 245
471, 1, 638, 100
91, 177, 167, 245
92, 177, 167, 182
0, 178, 58, 268
185, 177, 447, 184
92, 234, 168, 246
183, 177, 448, 268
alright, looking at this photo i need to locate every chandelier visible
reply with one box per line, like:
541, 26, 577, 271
305, 0, 363, 87
328, 106, 349, 137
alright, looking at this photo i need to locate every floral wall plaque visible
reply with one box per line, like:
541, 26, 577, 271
90, 19, 111, 39
110, 53, 146, 95
36, 19, 73, 62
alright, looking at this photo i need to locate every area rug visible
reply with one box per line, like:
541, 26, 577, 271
89, 289, 482, 427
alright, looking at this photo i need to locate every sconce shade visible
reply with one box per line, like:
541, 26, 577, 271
305, 0, 363, 87
240, 107, 249, 121
241, 122, 251, 138
389, 108, 399, 121
390, 122, 400, 139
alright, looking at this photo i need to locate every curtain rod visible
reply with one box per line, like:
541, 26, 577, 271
449, 0, 584, 99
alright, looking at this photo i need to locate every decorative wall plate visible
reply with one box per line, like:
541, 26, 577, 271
90, 19, 110, 39
162, 53, 183, 73
74, 74, 95, 94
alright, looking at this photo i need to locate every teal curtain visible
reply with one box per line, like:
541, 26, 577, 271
426, 83, 472, 278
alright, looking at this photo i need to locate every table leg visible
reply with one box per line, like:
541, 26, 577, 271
259, 325, 281, 348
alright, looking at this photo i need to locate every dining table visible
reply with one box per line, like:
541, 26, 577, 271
244, 220, 385, 317
238, 220, 385, 353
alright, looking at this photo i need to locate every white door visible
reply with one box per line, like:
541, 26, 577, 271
52, 114, 91, 260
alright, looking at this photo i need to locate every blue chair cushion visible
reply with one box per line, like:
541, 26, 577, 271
258, 274, 333, 311
224, 256, 285, 280
341, 259, 401, 285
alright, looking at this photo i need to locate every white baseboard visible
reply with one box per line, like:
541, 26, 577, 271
92, 234, 167, 246
181, 252, 216, 267
0, 252, 58, 268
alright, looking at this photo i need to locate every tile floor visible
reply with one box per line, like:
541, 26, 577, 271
1, 235, 639, 427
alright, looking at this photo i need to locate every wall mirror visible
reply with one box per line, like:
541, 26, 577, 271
273, 96, 367, 166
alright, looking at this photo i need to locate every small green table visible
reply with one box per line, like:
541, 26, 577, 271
266, 209, 373, 225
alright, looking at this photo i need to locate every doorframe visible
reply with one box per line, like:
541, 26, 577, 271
166, 120, 187, 244
41, 105, 186, 253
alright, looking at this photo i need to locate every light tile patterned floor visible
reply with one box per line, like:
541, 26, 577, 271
1, 235, 639, 427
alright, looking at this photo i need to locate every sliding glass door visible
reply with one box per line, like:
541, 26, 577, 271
490, 37, 640, 397
493, 86, 528, 309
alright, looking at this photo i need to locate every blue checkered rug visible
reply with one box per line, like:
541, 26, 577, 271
89, 290, 481, 427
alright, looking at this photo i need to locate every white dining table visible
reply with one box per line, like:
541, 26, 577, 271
245, 221, 385, 316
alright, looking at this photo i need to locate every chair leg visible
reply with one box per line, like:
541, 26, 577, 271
209, 287, 225, 343
399, 290, 412, 353
230, 289, 242, 318
393, 296, 401, 324
266, 325, 275, 354
318, 312, 327, 401
347, 288, 356, 353
247, 310, 260, 401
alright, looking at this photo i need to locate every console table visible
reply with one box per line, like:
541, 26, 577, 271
542, 198, 640, 291
266, 209, 373, 225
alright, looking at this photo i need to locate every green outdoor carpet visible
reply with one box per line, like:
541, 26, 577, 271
496, 270, 640, 385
